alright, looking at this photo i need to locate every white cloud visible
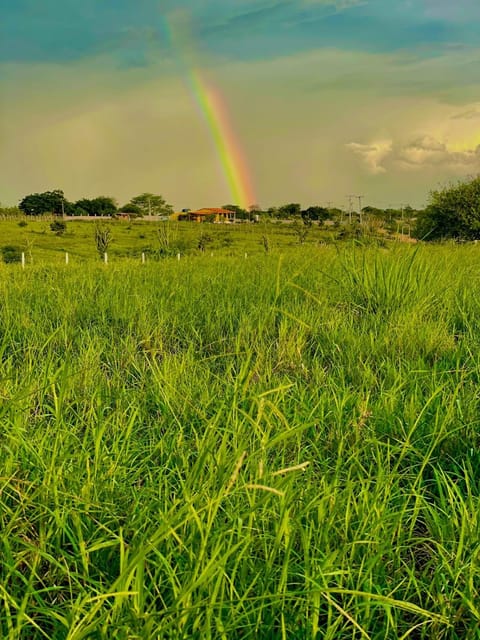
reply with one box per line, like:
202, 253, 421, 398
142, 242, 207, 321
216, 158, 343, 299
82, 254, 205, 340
398, 136, 480, 169
347, 134, 480, 174
345, 141, 393, 174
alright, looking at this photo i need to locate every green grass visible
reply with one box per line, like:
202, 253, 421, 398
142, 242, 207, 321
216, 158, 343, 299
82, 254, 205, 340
0, 217, 336, 263
1, 241, 480, 638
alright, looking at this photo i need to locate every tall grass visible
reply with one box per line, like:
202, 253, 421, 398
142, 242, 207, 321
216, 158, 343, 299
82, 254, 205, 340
1, 245, 479, 638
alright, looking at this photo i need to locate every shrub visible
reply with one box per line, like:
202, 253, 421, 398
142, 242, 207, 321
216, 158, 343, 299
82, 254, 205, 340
1, 245, 22, 263
94, 224, 112, 258
50, 220, 67, 235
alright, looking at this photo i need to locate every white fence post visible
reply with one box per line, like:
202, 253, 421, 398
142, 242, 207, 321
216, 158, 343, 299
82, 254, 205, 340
21, 252, 25, 269
65, 252, 69, 265
142, 252, 145, 264
177, 253, 181, 261
104, 252, 108, 264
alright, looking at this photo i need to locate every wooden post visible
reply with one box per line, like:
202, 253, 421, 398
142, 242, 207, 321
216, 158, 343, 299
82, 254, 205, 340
21, 252, 25, 269
177, 253, 181, 261
142, 252, 145, 264
65, 252, 69, 265
104, 252, 108, 264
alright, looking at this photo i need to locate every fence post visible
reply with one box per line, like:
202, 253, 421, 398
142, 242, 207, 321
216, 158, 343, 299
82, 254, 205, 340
21, 252, 25, 269
104, 252, 108, 264
65, 252, 69, 265
142, 252, 145, 264
177, 253, 181, 261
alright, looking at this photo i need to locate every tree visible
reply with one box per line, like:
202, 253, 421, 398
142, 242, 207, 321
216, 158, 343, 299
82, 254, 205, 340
301, 206, 330, 225
414, 176, 480, 240
0, 205, 22, 218
278, 203, 301, 219
129, 193, 173, 217
119, 203, 142, 215
19, 190, 69, 216
74, 197, 117, 217
94, 224, 112, 258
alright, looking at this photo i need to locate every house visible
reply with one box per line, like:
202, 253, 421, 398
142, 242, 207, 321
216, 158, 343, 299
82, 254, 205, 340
187, 208, 236, 223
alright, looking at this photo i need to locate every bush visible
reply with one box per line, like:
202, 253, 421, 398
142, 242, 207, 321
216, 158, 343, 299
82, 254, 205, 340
415, 175, 480, 241
94, 224, 112, 258
50, 220, 67, 235
1, 245, 22, 263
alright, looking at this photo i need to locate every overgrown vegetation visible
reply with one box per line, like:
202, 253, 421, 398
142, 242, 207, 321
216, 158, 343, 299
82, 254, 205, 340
94, 223, 112, 258
1, 244, 479, 638
1, 244, 21, 263
50, 219, 67, 235
414, 175, 480, 240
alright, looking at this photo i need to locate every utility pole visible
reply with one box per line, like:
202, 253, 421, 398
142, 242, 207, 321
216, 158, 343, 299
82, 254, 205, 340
346, 195, 355, 224
356, 195, 365, 224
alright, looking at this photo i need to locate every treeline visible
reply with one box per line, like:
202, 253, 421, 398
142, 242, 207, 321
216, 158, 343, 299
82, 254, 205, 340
1, 190, 421, 228
2, 174, 480, 240
5, 191, 174, 218
215, 202, 422, 229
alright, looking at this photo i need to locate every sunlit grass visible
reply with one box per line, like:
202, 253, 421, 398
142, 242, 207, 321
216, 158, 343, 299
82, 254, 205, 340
1, 244, 479, 638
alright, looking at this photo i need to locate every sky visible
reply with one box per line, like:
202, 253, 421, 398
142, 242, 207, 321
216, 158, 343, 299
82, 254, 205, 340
1, 0, 479, 210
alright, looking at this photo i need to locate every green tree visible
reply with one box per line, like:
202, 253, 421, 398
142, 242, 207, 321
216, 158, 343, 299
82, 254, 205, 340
129, 193, 173, 217
94, 224, 112, 258
119, 203, 142, 215
0, 205, 22, 218
19, 190, 69, 216
301, 206, 330, 225
74, 197, 117, 217
414, 176, 480, 240
278, 203, 301, 219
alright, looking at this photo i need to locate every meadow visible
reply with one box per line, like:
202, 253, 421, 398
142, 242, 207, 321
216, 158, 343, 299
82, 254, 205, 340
0, 217, 335, 263
0, 225, 479, 638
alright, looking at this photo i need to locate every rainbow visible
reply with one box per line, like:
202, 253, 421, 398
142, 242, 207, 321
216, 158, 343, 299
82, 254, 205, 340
161, 16, 257, 210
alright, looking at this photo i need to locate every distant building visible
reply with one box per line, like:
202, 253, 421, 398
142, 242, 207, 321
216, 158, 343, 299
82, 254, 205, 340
188, 208, 236, 223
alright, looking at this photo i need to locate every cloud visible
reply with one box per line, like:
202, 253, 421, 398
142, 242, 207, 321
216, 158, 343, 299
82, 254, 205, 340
398, 136, 480, 169
345, 141, 392, 174
347, 134, 480, 173
2, 44, 480, 209
451, 108, 480, 120
3, 0, 480, 68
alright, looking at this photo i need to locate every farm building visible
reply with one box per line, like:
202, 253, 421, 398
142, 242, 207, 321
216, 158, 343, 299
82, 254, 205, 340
186, 208, 237, 223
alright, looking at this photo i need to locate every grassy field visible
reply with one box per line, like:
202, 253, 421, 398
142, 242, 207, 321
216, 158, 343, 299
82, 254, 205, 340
1, 236, 479, 638
0, 217, 338, 263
